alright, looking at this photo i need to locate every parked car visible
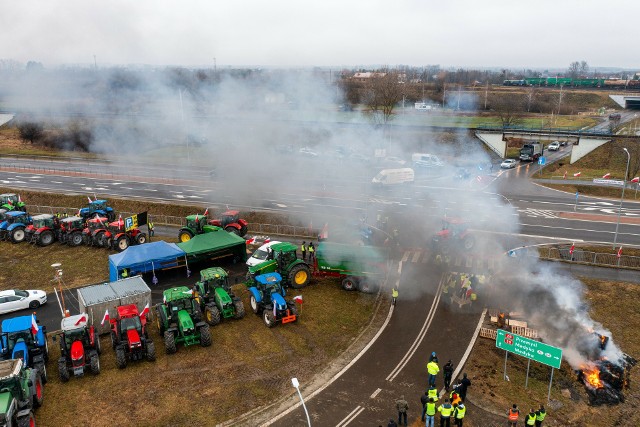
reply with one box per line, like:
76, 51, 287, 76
246, 241, 282, 267
548, 142, 560, 151
0, 290, 47, 314
500, 159, 517, 169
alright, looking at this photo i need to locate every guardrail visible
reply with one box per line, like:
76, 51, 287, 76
475, 123, 613, 136
509, 245, 640, 269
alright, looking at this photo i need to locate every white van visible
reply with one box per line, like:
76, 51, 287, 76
412, 153, 443, 167
246, 241, 282, 267
372, 168, 415, 186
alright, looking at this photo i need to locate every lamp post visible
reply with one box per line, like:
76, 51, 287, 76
613, 147, 631, 248
291, 378, 311, 427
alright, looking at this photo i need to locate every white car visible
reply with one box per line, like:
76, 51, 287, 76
500, 159, 517, 169
246, 241, 282, 267
548, 142, 560, 151
0, 290, 47, 314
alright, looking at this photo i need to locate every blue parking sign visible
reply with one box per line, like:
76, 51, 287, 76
538, 156, 546, 165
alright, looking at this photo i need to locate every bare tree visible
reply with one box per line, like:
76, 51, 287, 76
363, 71, 403, 125
17, 122, 44, 144
491, 94, 525, 127
568, 61, 580, 79
579, 61, 589, 76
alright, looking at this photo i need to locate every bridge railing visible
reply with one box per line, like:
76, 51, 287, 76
475, 123, 612, 136
508, 245, 640, 269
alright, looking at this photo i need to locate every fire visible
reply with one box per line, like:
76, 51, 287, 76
583, 367, 603, 389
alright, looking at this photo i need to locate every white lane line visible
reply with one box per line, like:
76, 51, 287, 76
370, 388, 382, 399
401, 251, 410, 263
411, 251, 421, 263
519, 223, 640, 237
335, 406, 365, 427
386, 276, 444, 382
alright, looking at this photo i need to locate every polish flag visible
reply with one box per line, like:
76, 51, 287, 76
31, 314, 39, 335
195, 214, 199, 222
602, 173, 611, 179
293, 295, 303, 304
563, 171, 567, 180
632, 177, 640, 183
74, 314, 87, 326
617, 246, 623, 258
87, 196, 93, 203
246, 236, 255, 245
100, 309, 110, 326
264, 236, 271, 243
573, 172, 581, 177
204, 208, 209, 216
569, 243, 575, 255
18, 195, 22, 203
140, 303, 150, 318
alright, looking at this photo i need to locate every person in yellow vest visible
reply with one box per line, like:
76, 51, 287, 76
437, 398, 453, 427
427, 359, 440, 388
301, 241, 307, 261
120, 268, 129, 279
449, 387, 461, 407
535, 404, 546, 427
425, 397, 437, 427
526, 408, 537, 426
453, 403, 465, 427
506, 404, 519, 427
427, 385, 438, 401
391, 288, 398, 305
148, 220, 154, 237
308, 242, 315, 263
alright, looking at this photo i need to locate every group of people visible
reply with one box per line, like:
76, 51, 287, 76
300, 241, 315, 262
507, 403, 547, 427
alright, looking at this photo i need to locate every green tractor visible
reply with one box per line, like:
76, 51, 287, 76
177, 214, 222, 243
156, 287, 212, 354
0, 359, 43, 427
0, 194, 26, 212
193, 267, 245, 326
247, 242, 311, 289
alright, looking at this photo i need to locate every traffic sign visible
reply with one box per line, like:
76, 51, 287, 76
538, 156, 546, 165
125, 215, 138, 232
495, 329, 562, 369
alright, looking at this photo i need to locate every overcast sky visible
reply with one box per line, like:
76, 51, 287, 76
2, 0, 638, 69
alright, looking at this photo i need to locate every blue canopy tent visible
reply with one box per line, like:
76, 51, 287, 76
108, 241, 187, 282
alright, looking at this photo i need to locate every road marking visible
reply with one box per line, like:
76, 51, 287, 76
370, 388, 382, 399
386, 276, 444, 382
401, 251, 410, 263
411, 251, 421, 263
336, 406, 365, 427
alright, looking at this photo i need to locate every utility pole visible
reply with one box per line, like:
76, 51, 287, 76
484, 81, 489, 110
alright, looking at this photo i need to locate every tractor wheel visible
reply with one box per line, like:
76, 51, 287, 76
164, 331, 177, 354
69, 231, 83, 247
263, 310, 276, 328
32, 373, 44, 408
342, 276, 358, 291
146, 341, 156, 362
36, 362, 47, 384
90, 355, 100, 375
115, 235, 129, 252
94, 231, 106, 247
233, 299, 246, 319
225, 226, 240, 235
136, 232, 147, 245
240, 225, 248, 237
11, 227, 26, 243
178, 229, 193, 242
199, 324, 212, 347
110, 331, 118, 349
157, 309, 167, 335
29, 300, 41, 309
250, 295, 261, 314
115, 347, 127, 369
204, 305, 221, 326
462, 235, 475, 251
288, 264, 311, 289
95, 332, 102, 355
18, 411, 35, 427
58, 359, 69, 383
358, 280, 379, 294
37, 230, 54, 247
44, 338, 49, 362
288, 303, 299, 321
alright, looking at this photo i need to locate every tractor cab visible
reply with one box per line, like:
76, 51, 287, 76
255, 272, 286, 297
0, 193, 25, 212
219, 211, 240, 227
85, 217, 108, 233
197, 267, 230, 295
58, 313, 100, 378
60, 216, 85, 231
432, 217, 475, 252
108, 218, 125, 233
30, 214, 55, 230
80, 199, 114, 221
186, 214, 207, 232
88, 200, 108, 212
0, 211, 31, 241
437, 218, 469, 238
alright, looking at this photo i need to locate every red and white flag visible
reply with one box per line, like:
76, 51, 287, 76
140, 303, 150, 318
87, 196, 93, 203
602, 173, 611, 179
632, 177, 640, 183
195, 214, 199, 222
617, 246, 623, 258
246, 236, 255, 245
264, 236, 271, 243
319, 223, 329, 240
573, 172, 581, 177
18, 194, 22, 203
204, 208, 209, 216
100, 309, 110, 326
569, 243, 575, 255
563, 171, 567, 180
74, 314, 87, 326
31, 314, 39, 335
293, 295, 303, 304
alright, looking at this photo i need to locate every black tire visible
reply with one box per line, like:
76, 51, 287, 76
136, 232, 147, 245
107, 212, 115, 222
32, 372, 44, 408
146, 341, 156, 362
342, 276, 358, 291
288, 303, 299, 322
225, 226, 240, 235
263, 310, 276, 328
157, 308, 167, 335
29, 300, 40, 309
463, 235, 475, 251
358, 280, 379, 294
178, 229, 193, 243
94, 231, 106, 247
11, 227, 26, 243
233, 299, 245, 319
37, 230, 54, 247
18, 411, 35, 427
204, 305, 221, 326
115, 346, 127, 369
69, 231, 83, 247
240, 225, 248, 237
90, 355, 100, 375
199, 324, 212, 347
164, 331, 176, 354
95, 332, 102, 355
115, 235, 129, 252
110, 331, 118, 349
288, 264, 311, 289
58, 358, 69, 382
44, 337, 49, 362
250, 295, 261, 314
36, 361, 47, 384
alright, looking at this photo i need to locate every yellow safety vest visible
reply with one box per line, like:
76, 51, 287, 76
536, 410, 546, 421
392, 289, 399, 298
428, 388, 438, 399
301, 244, 306, 251
308, 246, 314, 253
526, 413, 536, 425
438, 404, 452, 417
121, 269, 128, 278
148, 222, 154, 228
455, 406, 466, 419
427, 361, 439, 375
426, 402, 436, 416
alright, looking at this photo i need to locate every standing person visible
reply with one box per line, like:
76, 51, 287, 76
437, 398, 453, 427
301, 241, 306, 261
148, 218, 155, 237
427, 358, 440, 388
308, 242, 315, 263
443, 360, 454, 391
430, 352, 439, 364
535, 404, 546, 427
526, 408, 537, 426
427, 385, 438, 401
392, 287, 398, 305
453, 403, 465, 427
458, 373, 471, 402
420, 391, 430, 422
506, 404, 519, 427
425, 398, 437, 427
395, 395, 409, 426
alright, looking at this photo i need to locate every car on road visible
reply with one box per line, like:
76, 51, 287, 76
548, 142, 560, 151
0, 290, 47, 314
246, 240, 282, 267
500, 159, 517, 169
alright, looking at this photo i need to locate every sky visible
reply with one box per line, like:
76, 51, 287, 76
1, 0, 638, 69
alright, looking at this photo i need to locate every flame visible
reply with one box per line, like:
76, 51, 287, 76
583, 367, 604, 389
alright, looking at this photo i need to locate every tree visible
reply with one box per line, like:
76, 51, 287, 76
17, 122, 44, 144
568, 61, 580, 79
363, 71, 403, 126
579, 61, 589, 76
490, 94, 525, 127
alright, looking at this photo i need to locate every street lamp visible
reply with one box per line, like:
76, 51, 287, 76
291, 378, 311, 427
613, 147, 631, 248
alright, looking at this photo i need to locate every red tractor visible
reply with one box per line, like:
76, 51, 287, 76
82, 216, 110, 247
431, 217, 475, 253
107, 218, 147, 252
25, 213, 60, 246
54, 313, 102, 382
58, 216, 87, 247
109, 304, 156, 368
209, 210, 249, 237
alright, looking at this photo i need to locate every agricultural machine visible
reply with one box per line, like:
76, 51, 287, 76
57, 216, 86, 247
25, 214, 59, 247
0, 315, 49, 383
247, 273, 298, 328
0, 209, 7, 222
177, 214, 221, 242
0, 211, 32, 243
0, 193, 26, 212
106, 218, 147, 252
209, 210, 248, 237
108, 305, 156, 368
247, 242, 311, 289
82, 217, 110, 247
193, 267, 245, 326
431, 217, 475, 253
53, 313, 101, 382
156, 287, 212, 354
0, 359, 43, 427
78, 199, 115, 222
178, 211, 249, 242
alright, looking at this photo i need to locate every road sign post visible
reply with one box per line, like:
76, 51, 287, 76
538, 156, 546, 176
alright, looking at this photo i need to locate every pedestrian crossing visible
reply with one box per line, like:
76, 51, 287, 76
401, 249, 499, 272
517, 208, 558, 219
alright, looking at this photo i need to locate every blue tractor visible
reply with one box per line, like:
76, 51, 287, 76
79, 199, 116, 222
0, 315, 49, 383
247, 273, 298, 328
0, 211, 32, 243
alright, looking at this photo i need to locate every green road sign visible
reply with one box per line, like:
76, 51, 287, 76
495, 329, 562, 369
